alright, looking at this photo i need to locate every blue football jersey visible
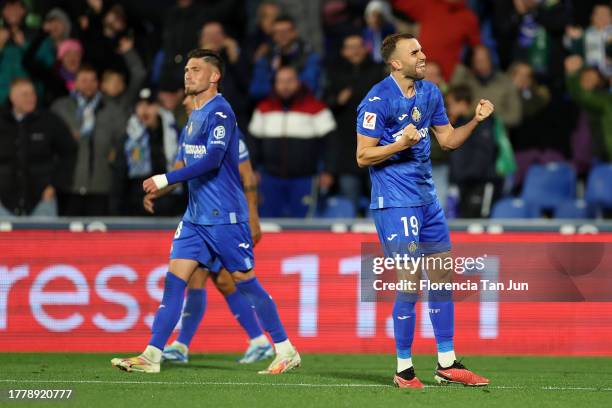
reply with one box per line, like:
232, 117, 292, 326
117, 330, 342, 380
177, 125, 250, 164
356, 75, 449, 209
179, 94, 248, 225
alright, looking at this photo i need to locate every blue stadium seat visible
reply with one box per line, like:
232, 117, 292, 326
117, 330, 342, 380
554, 200, 591, 219
521, 163, 576, 215
318, 196, 356, 219
490, 198, 533, 219
585, 164, 612, 212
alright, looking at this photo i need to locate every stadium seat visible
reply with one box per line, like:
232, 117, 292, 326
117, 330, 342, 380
585, 164, 612, 213
490, 197, 534, 219
521, 163, 576, 215
318, 196, 356, 219
554, 200, 591, 219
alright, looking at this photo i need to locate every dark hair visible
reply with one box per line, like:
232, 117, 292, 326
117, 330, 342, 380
447, 85, 472, 104
186, 48, 225, 79
76, 64, 98, 78
380, 33, 416, 64
9, 77, 33, 89
274, 14, 296, 27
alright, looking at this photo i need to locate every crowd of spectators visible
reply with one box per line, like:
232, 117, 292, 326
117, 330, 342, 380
0, 0, 610, 218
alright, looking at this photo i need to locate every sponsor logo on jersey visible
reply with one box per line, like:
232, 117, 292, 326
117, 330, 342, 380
215, 111, 228, 119
184, 144, 207, 156
398, 113, 408, 121
363, 112, 377, 130
368, 96, 382, 102
391, 127, 429, 142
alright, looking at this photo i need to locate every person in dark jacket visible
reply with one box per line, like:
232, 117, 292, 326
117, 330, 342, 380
198, 21, 250, 131
323, 33, 384, 214
0, 78, 76, 216
51, 65, 125, 216
249, 15, 322, 101
446, 85, 498, 218
248, 65, 336, 217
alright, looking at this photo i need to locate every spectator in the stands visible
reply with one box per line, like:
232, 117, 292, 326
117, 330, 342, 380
324, 34, 384, 214
157, 81, 188, 129
100, 36, 147, 117
249, 65, 336, 217
51, 65, 125, 216
446, 85, 498, 218
112, 88, 181, 216
565, 55, 612, 164
249, 15, 322, 101
392, 0, 481, 80
564, 3, 612, 78
274, 0, 324, 54
157, 0, 207, 91
243, 1, 281, 64
78, 2, 131, 73
23, 32, 83, 107
0, 78, 76, 216
491, 0, 568, 94
508, 62, 551, 152
199, 21, 250, 130
451, 45, 522, 128
362, 0, 396, 63
0, 0, 34, 105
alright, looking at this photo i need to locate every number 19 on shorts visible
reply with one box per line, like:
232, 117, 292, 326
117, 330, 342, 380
401, 216, 419, 237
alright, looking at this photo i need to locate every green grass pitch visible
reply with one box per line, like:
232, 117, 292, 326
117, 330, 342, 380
1, 353, 610, 407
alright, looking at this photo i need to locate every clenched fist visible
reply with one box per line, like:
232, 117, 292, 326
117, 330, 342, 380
475, 99, 495, 122
396, 124, 420, 149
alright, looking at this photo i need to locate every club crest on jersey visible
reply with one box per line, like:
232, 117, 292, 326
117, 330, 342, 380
363, 112, 376, 130
187, 121, 193, 135
411, 107, 421, 123
408, 241, 418, 253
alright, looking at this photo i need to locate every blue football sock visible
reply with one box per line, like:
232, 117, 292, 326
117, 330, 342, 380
149, 272, 187, 350
225, 290, 264, 339
428, 289, 454, 353
236, 277, 287, 343
176, 288, 207, 347
393, 292, 417, 360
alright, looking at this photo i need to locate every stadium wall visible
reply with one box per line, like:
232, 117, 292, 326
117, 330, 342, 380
1, 224, 611, 356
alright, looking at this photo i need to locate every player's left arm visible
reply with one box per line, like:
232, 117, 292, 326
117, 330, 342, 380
143, 110, 231, 193
432, 99, 495, 151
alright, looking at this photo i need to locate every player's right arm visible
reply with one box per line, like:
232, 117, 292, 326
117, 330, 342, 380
356, 127, 420, 167
143, 160, 184, 214
355, 93, 421, 168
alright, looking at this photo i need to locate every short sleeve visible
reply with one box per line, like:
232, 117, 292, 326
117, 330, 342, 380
431, 86, 450, 126
356, 96, 387, 138
205, 106, 234, 152
237, 128, 250, 163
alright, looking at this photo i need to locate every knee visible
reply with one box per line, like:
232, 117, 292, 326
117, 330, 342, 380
231, 269, 255, 283
213, 271, 236, 296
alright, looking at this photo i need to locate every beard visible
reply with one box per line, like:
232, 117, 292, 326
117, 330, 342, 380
184, 83, 208, 95
404, 68, 424, 81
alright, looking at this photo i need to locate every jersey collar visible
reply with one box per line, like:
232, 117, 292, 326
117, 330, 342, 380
193, 93, 221, 112
388, 74, 419, 99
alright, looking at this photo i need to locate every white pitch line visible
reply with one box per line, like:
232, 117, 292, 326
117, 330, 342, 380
0, 379, 611, 392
